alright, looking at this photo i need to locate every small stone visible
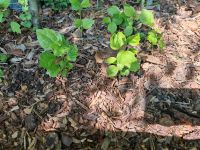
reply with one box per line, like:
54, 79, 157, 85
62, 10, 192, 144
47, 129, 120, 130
61, 133, 72, 147
46, 132, 59, 149
24, 114, 36, 131
159, 115, 174, 126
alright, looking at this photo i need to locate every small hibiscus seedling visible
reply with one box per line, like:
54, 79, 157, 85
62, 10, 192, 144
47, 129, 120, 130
105, 32, 140, 77
69, 0, 94, 33
36, 28, 78, 77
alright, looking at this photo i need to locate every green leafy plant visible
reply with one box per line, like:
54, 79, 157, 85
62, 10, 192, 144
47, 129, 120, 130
41, 0, 69, 11
103, 4, 138, 35
147, 30, 164, 49
0, 0, 10, 23
36, 28, 78, 77
104, 4, 165, 77
69, 0, 94, 32
19, 0, 32, 28
0, 53, 8, 78
10, 21, 21, 34
106, 32, 140, 77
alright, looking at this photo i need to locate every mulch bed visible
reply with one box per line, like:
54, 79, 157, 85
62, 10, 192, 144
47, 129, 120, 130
0, 0, 200, 149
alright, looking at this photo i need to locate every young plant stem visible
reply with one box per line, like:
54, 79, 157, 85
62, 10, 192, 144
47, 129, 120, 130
79, 8, 83, 38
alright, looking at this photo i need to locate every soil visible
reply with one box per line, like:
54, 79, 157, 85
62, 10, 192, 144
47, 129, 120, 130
0, 0, 200, 149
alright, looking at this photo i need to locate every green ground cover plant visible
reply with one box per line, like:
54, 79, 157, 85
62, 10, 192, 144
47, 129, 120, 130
36, 28, 78, 77
69, 0, 94, 33
104, 4, 164, 77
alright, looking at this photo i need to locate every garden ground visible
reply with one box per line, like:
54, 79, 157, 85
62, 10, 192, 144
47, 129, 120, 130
0, 0, 200, 149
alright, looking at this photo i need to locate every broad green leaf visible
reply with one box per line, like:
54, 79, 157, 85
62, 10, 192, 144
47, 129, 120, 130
0, 12, 5, 23
0, 0, 10, 9
107, 65, 118, 77
112, 14, 123, 25
110, 32, 126, 50
139, 9, 154, 27
36, 28, 62, 50
124, 26, 133, 36
130, 60, 140, 72
69, 0, 81, 10
105, 57, 117, 65
0, 68, 3, 77
18, 0, 28, 6
67, 45, 78, 62
122, 16, 133, 28
124, 4, 136, 18
39, 51, 56, 69
108, 22, 117, 34
47, 64, 61, 77
107, 6, 120, 16
82, 18, 94, 29
147, 31, 157, 45
19, 12, 32, 21
74, 19, 82, 28
39, 51, 60, 77
0, 53, 8, 62
120, 68, 130, 76
21, 21, 32, 28
127, 33, 140, 46
81, 0, 90, 8
102, 17, 111, 24
117, 63, 124, 71
117, 50, 137, 68
10, 21, 21, 34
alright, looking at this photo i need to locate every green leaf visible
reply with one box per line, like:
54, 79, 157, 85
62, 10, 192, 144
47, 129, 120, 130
117, 50, 137, 68
107, 6, 120, 16
39, 51, 56, 69
0, 68, 3, 78
112, 14, 123, 25
69, 0, 81, 10
74, 19, 82, 28
82, 18, 94, 29
117, 63, 124, 71
10, 21, 21, 34
19, 12, 32, 21
39, 51, 60, 77
124, 26, 133, 37
21, 21, 32, 28
127, 33, 140, 46
108, 22, 117, 34
81, 0, 90, 8
130, 60, 140, 72
124, 4, 136, 18
36, 28, 62, 51
0, 53, 8, 62
120, 68, 130, 76
67, 45, 78, 62
105, 57, 117, 65
0, 12, 5, 23
110, 32, 126, 50
0, 0, 10, 9
147, 31, 157, 45
139, 9, 154, 27
102, 17, 111, 24
107, 65, 118, 77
